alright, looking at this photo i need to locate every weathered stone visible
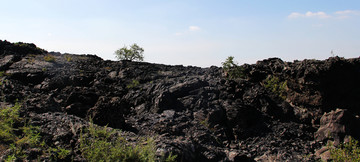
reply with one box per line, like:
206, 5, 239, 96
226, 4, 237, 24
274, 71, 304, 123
315, 146, 331, 162
315, 108, 360, 143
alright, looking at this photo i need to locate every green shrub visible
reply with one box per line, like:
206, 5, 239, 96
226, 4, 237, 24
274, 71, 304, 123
222, 56, 245, 79
64, 55, 72, 62
164, 153, 177, 162
44, 54, 55, 62
329, 137, 360, 161
127, 79, 140, 89
80, 122, 157, 162
80, 121, 177, 162
264, 76, 287, 100
0, 102, 21, 142
0, 101, 70, 160
47, 146, 71, 160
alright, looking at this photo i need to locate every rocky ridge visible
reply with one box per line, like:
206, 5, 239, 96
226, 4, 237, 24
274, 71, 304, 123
1, 40, 360, 161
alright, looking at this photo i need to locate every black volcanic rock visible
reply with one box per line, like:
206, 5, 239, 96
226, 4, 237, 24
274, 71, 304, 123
1, 41, 360, 161
0, 40, 47, 57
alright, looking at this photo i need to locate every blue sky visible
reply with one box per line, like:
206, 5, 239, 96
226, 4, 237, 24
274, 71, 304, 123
1, 0, 359, 67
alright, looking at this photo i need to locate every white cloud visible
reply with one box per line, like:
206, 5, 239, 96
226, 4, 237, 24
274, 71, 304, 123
305, 11, 330, 18
334, 10, 360, 19
189, 26, 201, 31
335, 10, 358, 15
288, 11, 330, 19
174, 26, 201, 36
288, 10, 360, 19
288, 12, 304, 19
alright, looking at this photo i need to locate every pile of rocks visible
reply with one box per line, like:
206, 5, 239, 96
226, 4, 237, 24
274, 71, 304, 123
1, 41, 360, 161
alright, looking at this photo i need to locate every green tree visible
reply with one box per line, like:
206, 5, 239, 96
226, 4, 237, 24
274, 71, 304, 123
114, 43, 144, 61
222, 56, 244, 79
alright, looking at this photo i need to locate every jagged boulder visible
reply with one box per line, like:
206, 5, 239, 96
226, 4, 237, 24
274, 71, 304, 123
315, 108, 360, 143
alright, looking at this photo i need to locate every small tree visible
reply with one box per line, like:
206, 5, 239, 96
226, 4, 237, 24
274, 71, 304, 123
114, 43, 144, 61
222, 56, 244, 79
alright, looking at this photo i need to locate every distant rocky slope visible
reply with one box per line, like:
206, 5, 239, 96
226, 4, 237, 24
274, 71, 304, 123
1, 40, 360, 161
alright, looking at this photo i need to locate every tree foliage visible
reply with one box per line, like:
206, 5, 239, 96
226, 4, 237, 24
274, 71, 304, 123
114, 43, 144, 61
222, 56, 244, 79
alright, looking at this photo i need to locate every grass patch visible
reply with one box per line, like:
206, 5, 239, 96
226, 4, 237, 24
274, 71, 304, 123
43, 54, 55, 62
80, 121, 177, 162
81, 122, 159, 161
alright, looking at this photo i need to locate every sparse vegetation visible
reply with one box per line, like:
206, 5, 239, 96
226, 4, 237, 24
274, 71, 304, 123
222, 56, 245, 79
199, 118, 216, 133
329, 137, 360, 161
164, 153, 177, 162
1, 99, 176, 161
264, 76, 287, 100
0, 71, 11, 77
115, 43, 144, 61
104, 66, 112, 71
80, 121, 176, 162
43, 54, 55, 62
64, 55, 72, 62
0, 102, 22, 143
27, 57, 35, 64
0, 101, 71, 161
0, 40, 47, 55
199, 119, 210, 129
127, 79, 140, 89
